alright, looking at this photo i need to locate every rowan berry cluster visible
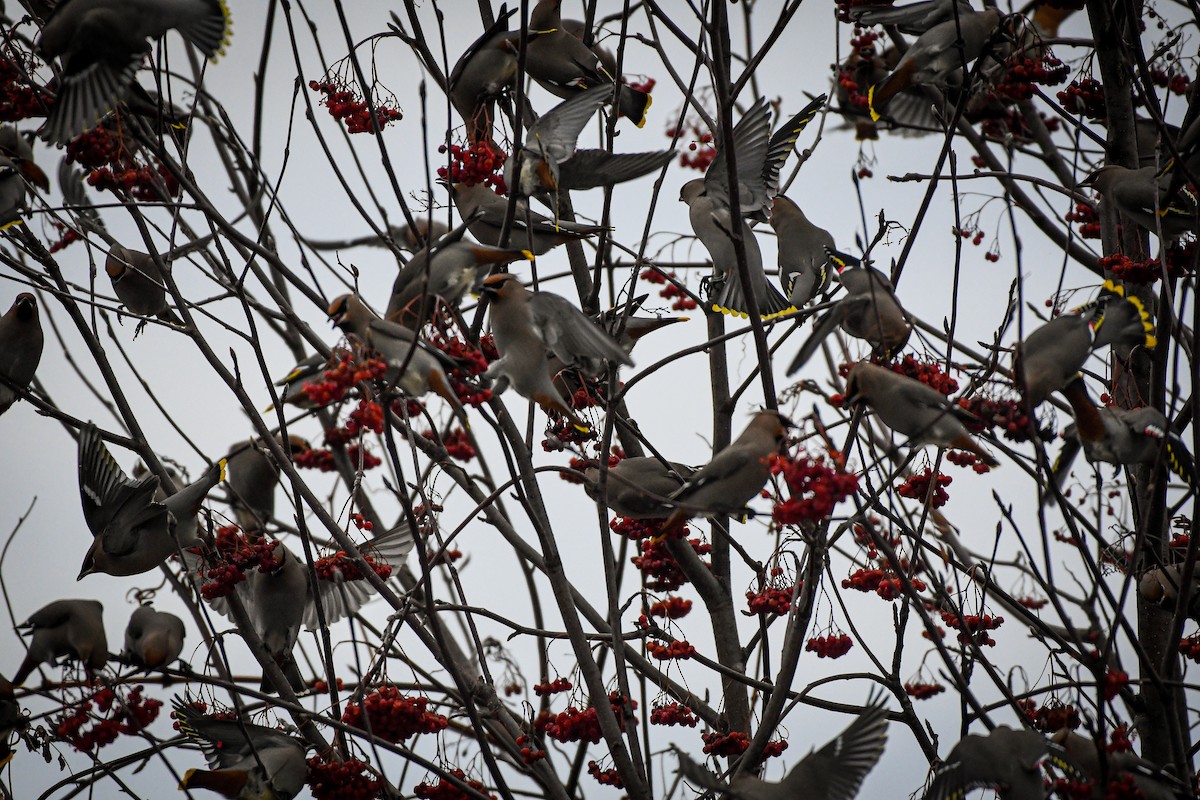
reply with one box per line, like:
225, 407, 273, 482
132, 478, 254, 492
842, 567, 926, 600
957, 225, 986, 247
313, 551, 392, 582
341, 687, 449, 743
647, 595, 693, 619
1108, 723, 1134, 753
64, 111, 181, 200
532, 677, 571, 696
904, 682, 946, 700
959, 395, 1034, 442
306, 757, 384, 800
1017, 595, 1049, 609
423, 427, 476, 461
345, 400, 385, 435
198, 527, 283, 600
806, 633, 853, 658
746, 585, 796, 616
1102, 668, 1128, 701
1099, 253, 1160, 284
763, 739, 789, 758
48, 221, 83, 253
311, 678, 345, 693
701, 730, 750, 756
836, 64, 870, 113
1065, 202, 1101, 238
413, 769, 495, 800
940, 611, 1003, 647
515, 734, 547, 763
650, 702, 698, 727
1166, 240, 1198, 276
668, 119, 716, 171
55, 685, 161, 752
640, 267, 699, 310
588, 761, 624, 788
945, 450, 990, 472
1178, 634, 1200, 663
995, 54, 1068, 101
1148, 68, 1191, 95
309, 80, 402, 134
0, 56, 44, 120
897, 469, 952, 507
647, 639, 695, 660
610, 516, 673, 540
1057, 78, 1106, 119
302, 353, 388, 408
533, 692, 634, 744
769, 453, 859, 525
88, 161, 180, 200
295, 444, 381, 472
632, 538, 712, 591
65, 126, 123, 169
891, 355, 960, 394
436, 140, 507, 192
625, 76, 657, 94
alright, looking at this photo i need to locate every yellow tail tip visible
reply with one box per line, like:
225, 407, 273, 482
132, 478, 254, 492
868, 86, 881, 122
572, 422, 591, 434
217, 458, 228, 482
180, 768, 198, 790
520, 250, 535, 261
637, 93, 652, 128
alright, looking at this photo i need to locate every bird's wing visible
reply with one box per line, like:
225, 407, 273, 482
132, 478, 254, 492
778, 701, 889, 800
172, 697, 296, 770
759, 95, 826, 201
528, 84, 611, 163
529, 293, 633, 367
77, 422, 165, 544
558, 149, 672, 190
705, 97, 771, 206
672, 747, 730, 793
304, 525, 415, 630
786, 305, 844, 375
448, 4, 517, 90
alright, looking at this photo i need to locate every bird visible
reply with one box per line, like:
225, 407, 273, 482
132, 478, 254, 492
223, 435, 311, 535
327, 293, 468, 420
122, 604, 185, 669
172, 697, 308, 799
1081, 164, 1198, 240
77, 422, 226, 578
0, 125, 50, 190
1050, 730, 1183, 800
786, 261, 912, 374
582, 457, 696, 519
393, 218, 451, 251
0, 156, 29, 228
1139, 565, 1200, 622
105, 244, 184, 331
37, 0, 234, 143
199, 526, 414, 693
660, 410, 794, 533
674, 697, 889, 800
843, 361, 1000, 467
448, 5, 519, 144
384, 218, 533, 327
478, 272, 632, 432
266, 351, 346, 412
868, 7, 1004, 122
0, 293, 44, 416
445, 180, 606, 254
0, 674, 18, 768
524, 0, 652, 127
925, 725, 1078, 800
13, 599, 108, 685
770, 194, 846, 308
850, 0, 976, 35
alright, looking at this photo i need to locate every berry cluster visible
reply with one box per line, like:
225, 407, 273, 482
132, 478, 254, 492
632, 538, 712, 591
309, 80, 402, 134
940, 611, 1003, 647
1019, 698, 1083, 732
904, 682, 946, 700
701, 730, 750, 756
302, 353, 388, 408
429, 334, 495, 408
1065, 203, 1101, 239
957, 225, 987, 248
341, 687, 449, 743
611, 515, 680, 540
763, 739, 789, 758
306, 757, 384, 800
625, 76, 657, 94
1102, 668, 1128, 701
423, 427, 476, 461
647, 595, 693, 619
647, 639, 696, 660
958, 395, 1035, 442
890, 355, 960, 395
313, 550, 392, 582
769, 453, 859, 525
746, 584, 797, 616
294, 444, 382, 472
994, 54, 1068, 101
806, 633, 853, 659
48, 221, 83, 254
1148, 68, 1191, 95
55, 686, 161, 753
1107, 723, 1134, 753
414, 769, 495, 800
842, 568, 926, 600
1099, 253, 1161, 285
88, 161, 181, 201
0, 57, 45, 121
945, 449, 990, 473
588, 761, 625, 788
65, 126, 123, 169
311, 678, 345, 693
427, 547, 463, 566
197, 527, 283, 600
1166, 240, 1199, 276
1057, 78, 1106, 119
515, 734, 547, 763
1179, 634, 1200, 663
532, 677, 571, 696
436, 140, 507, 193
640, 267, 698, 310
837, 63, 870, 113
533, 692, 635, 744
1017, 595, 1049, 609
852, 520, 899, 559
667, 119, 716, 171
897, 469, 952, 508
650, 702, 698, 727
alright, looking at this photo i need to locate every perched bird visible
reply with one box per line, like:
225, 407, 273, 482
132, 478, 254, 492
0, 126, 49, 190
105, 244, 184, 330
0, 156, 28, 228
661, 410, 794, 532
507, 85, 671, 209
1051, 730, 1183, 800
446, 180, 606, 254
384, 219, 533, 327
327, 294, 467, 419
1081, 164, 1198, 240
77, 422, 226, 578
786, 262, 911, 373
393, 218, 451, 251
524, 0, 652, 127
200, 527, 414, 693
843, 362, 999, 467
223, 436, 311, 534
448, 5, 519, 143
0, 293, 44, 416
173, 697, 308, 799
1139, 564, 1200, 622
267, 351, 341, 412
582, 457, 696, 519
0, 674, 18, 768
925, 726, 1077, 800
37, 0, 234, 142
479, 272, 632, 431
868, 7, 1004, 121
850, 0, 975, 35
675, 697, 889, 800
770, 195, 845, 308
122, 604, 185, 669
13, 599, 107, 685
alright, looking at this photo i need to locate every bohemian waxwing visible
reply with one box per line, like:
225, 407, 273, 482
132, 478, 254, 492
850, 0, 976, 34
0, 156, 27, 228
1138, 564, 1200, 620
844, 362, 1000, 467
0, 293, 44, 416
385, 218, 533, 327
393, 218, 451, 252
327, 293, 467, 420
223, 436, 311, 534
0, 674, 17, 768
675, 697, 888, 800
479, 272, 632, 431
13, 599, 108, 685
105, 244, 184, 330
77, 422, 226, 578
172, 697, 308, 800
770, 195, 845, 308
925, 726, 1079, 800
583, 458, 696, 519
268, 352, 336, 412
448, 6, 519, 144
0, 126, 49, 190
122, 604, 185, 669
1050, 730, 1184, 800
446, 180, 606, 254
868, 7, 1004, 121
1081, 164, 1198, 239
199, 526, 414, 694
37, 0, 233, 142
524, 0, 651, 127
660, 410, 793, 532
786, 262, 911, 373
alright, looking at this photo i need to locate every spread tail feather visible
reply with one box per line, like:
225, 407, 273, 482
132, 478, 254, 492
1166, 438, 1197, 489
712, 269, 795, 320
